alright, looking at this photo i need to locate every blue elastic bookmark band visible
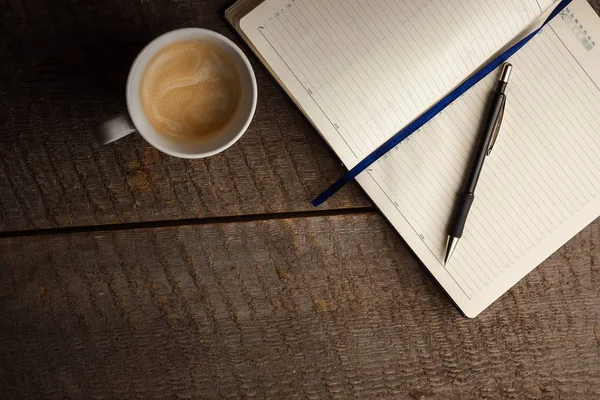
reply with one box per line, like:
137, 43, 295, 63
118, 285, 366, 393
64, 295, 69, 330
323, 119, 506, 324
312, 0, 571, 207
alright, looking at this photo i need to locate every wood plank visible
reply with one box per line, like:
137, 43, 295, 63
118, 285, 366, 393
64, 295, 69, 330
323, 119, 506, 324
1, 213, 599, 399
2, 0, 600, 232
0, 0, 369, 232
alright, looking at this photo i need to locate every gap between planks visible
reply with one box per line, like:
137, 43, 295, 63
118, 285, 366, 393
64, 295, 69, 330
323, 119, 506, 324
0, 207, 376, 239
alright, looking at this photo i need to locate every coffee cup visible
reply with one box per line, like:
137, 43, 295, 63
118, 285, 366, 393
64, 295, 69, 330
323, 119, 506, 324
96, 28, 257, 159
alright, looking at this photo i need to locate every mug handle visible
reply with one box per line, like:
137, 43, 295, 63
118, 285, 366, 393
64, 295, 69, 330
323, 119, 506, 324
96, 113, 136, 145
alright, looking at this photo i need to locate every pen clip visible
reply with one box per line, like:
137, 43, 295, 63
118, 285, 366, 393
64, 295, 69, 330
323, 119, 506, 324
487, 96, 506, 156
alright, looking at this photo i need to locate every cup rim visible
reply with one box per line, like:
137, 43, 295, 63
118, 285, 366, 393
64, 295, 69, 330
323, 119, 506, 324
126, 28, 257, 159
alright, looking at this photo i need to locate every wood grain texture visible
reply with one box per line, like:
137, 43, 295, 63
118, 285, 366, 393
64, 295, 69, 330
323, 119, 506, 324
2, 0, 600, 233
0, 0, 369, 232
1, 213, 599, 399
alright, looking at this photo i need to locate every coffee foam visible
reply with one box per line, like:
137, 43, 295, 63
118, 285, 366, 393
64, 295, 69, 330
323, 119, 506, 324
141, 40, 241, 142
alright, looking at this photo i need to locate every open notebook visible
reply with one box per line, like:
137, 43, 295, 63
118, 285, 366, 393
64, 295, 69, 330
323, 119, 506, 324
227, 0, 600, 317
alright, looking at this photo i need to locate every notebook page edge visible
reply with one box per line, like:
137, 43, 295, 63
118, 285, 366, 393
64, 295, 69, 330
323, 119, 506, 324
226, 0, 265, 24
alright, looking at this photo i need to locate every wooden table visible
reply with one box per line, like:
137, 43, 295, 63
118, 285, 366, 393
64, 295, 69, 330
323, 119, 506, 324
1, 1, 600, 398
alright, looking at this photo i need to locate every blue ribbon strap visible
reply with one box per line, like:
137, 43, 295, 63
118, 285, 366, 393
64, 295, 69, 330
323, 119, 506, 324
312, 0, 571, 207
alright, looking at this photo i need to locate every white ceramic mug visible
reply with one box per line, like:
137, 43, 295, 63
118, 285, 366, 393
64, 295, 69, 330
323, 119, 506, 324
96, 28, 257, 159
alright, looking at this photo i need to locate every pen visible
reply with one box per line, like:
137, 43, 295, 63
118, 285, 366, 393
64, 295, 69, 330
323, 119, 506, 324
444, 62, 512, 265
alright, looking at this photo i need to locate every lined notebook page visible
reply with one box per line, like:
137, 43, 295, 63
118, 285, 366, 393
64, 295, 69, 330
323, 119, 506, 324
360, 0, 600, 316
240, 0, 600, 316
241, 0, 544, 165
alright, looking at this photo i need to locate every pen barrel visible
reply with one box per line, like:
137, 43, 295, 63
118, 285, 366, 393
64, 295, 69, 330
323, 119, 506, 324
449, 88, 505, 239
463, 91, 505, 194
497, 81, 508, 94
448, 192, 474, 238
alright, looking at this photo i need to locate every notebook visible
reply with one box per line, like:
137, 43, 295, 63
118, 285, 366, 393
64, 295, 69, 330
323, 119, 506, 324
226, 0, 600, 317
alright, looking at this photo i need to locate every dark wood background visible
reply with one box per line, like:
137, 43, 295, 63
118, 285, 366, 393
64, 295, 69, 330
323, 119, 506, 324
1, 0, 599, 398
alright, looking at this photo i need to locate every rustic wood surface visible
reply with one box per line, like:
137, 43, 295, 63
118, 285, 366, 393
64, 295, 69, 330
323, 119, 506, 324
2, 0, 600, 398
0, 0, 368, 233
1, 214, 600, 399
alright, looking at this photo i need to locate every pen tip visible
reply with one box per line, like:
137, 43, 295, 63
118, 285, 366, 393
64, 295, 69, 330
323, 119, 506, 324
444, 236, 459, 265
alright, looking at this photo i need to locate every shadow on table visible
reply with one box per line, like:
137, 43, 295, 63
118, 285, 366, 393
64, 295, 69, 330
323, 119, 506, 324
1, 0, 195, 110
